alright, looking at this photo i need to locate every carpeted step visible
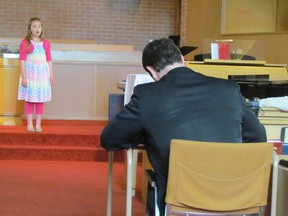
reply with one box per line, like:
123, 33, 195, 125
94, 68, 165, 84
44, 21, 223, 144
0, 132, 100, 147
0, 145, 124, 162
0, 120, 125, 162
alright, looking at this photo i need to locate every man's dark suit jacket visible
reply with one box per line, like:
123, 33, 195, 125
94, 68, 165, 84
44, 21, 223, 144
101, 66, 267, 215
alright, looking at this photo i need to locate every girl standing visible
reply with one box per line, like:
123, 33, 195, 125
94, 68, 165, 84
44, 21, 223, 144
18, 17, 54, 132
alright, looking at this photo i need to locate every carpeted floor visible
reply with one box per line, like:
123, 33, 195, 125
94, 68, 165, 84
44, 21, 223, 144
0, 120, 145, 215
0, 160, 145, 216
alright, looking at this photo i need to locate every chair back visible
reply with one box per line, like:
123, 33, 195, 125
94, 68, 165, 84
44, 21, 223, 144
165, 139, 273, 214
108, 94, 124, 121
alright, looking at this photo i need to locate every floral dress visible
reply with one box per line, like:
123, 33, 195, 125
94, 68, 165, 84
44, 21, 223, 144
18, 41, 51, 102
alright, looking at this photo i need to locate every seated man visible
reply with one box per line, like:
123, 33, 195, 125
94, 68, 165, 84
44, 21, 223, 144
100, 38, 267, 216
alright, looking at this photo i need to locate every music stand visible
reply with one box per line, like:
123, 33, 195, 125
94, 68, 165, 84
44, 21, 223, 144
180, 46, 198, 56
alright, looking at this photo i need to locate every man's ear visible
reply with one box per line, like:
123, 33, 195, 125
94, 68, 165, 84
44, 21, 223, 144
146, 66, 160, 81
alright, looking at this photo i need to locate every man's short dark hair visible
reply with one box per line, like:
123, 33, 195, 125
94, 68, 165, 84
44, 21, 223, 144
142, 38, 182, 73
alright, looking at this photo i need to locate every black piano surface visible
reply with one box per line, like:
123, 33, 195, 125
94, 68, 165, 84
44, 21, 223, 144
228, 75, 288, 99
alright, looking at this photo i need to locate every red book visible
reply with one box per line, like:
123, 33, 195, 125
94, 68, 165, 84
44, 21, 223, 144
218, 42, 230, 59
268, 140, 283, 155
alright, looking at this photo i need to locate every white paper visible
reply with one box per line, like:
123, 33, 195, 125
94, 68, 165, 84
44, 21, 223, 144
211, 43, 219, 59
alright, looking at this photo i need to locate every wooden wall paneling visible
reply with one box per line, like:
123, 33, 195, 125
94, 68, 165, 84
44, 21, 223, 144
276, 0, 288, 32
44, 63, 96, 120
221, 0, 277, 34
184, 0, 222, 60
44, 62, 146, 120
95, 64, 145, 120
183, 0, 288, 64
174, 0, 182, 35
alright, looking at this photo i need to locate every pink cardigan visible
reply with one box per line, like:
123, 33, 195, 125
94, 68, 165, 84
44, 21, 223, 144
19, 38, 52, 61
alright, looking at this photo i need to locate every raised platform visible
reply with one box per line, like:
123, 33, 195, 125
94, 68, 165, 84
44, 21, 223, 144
0, 120, 124, 162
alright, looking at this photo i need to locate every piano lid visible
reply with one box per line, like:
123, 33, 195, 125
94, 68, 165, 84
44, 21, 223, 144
228, 75, 288, 86
228, 74, 288, 98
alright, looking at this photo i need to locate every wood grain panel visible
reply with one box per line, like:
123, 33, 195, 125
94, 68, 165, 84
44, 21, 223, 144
95, 64, 145, 119
222, 0, 277, 34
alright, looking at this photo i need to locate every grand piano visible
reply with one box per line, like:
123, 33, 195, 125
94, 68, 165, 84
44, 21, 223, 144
186, 60, 288, 140
228, 74, 288, 99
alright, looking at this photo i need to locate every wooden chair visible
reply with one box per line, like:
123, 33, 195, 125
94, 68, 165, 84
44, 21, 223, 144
146, 139, 278, 216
